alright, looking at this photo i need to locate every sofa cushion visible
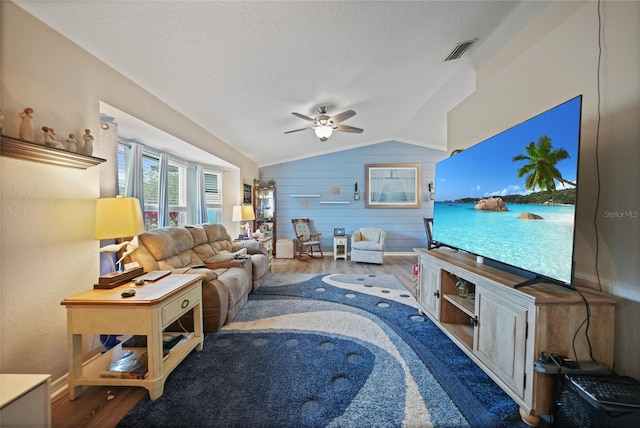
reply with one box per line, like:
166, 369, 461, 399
172, 266, 218, 281
202, 224, 234, 252
139, 228, 195, 261
355, 227, 384, 243
164, 250, 206, 269
352, 241, 384, 251
187, 225, 209, 246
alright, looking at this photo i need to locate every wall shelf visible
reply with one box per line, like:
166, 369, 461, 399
290, 194, 320, 198
1, 134, 106, 169
319, 201, 350, 204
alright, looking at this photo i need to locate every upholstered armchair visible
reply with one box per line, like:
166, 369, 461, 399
351, 227, 387, 264
291, 218, 323, 260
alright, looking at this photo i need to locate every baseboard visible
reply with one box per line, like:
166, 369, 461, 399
49, 351, 103, 401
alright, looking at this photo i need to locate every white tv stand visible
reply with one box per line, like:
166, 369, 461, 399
414, 248, 619, 426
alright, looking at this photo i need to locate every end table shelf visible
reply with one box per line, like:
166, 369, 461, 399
60, 274, 204, 400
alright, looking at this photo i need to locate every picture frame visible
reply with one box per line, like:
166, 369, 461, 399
365, 163, 421, 208
243, 183, 252, 204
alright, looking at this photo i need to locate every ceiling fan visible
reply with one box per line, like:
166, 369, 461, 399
284, 106, 364, 141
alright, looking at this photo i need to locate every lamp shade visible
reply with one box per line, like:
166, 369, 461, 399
241, 205, 255, 221
232, 205, 255, 222
95, 197, 146, 240
232, 206, 242, 222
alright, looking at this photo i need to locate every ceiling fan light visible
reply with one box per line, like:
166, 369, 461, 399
314, 125, 333, 140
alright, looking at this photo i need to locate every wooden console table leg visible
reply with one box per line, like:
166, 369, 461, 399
194, 301, 204, 351
149, 384, 165, 401
68, 333, 83, 400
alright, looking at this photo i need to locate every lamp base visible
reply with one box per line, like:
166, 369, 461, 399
94, 266, 144, 289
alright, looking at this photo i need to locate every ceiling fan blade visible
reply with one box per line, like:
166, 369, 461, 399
335, 124, 363, 133
291, 112, 316, 122
330, 110, 356, 124
284, 127, 312, 134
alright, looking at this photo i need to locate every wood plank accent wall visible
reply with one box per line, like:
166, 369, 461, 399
259, 141, 447, 253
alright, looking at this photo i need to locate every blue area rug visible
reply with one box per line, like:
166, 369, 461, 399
117, 274, 526, 427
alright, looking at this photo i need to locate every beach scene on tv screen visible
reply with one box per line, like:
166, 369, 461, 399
432, 97, 581, 284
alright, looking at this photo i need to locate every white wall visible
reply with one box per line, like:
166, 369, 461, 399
448, 1, 640, 377
0, 2, 258, 382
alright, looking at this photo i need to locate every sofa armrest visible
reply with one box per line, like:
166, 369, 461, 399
232, 240, 267, 256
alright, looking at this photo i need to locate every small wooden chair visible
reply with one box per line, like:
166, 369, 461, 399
291, 218, 323, 260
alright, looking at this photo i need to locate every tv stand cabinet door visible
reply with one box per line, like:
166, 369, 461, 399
474, 286, 528, 399
417, 260, 440, 319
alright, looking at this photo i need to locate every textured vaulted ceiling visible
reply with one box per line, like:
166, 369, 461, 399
13, 1, 550, 167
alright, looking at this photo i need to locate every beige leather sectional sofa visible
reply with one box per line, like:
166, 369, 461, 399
128, 223, 270, 332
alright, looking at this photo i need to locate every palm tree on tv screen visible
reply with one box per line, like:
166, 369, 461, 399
512, 134, 575, 192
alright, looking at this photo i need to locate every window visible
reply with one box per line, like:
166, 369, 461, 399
204, 170, 223, 223
142, 152, 160, 229
117, 146, 126, 196
167, 161, 187, 227
117, 143, 222, 230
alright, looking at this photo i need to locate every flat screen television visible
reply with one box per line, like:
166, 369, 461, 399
431, 95, 582, 289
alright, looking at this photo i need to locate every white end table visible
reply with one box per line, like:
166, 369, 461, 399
61, 273, 204, 400
333, 235, 348, 260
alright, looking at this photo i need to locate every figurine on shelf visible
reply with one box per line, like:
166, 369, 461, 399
66, 133, 79, 153
42, 126, 65, 149
82, 128, 94, 156
49, 127, 59, 141
19, 108, 35, 141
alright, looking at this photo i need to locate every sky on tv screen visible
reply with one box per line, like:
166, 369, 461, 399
435, 96, 581, 202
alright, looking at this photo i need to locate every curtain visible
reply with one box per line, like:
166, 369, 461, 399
188, 165, 208, 225
124, 141, 144, 213
369, 168, 386, 203
394, 168, 417, 202
158, 153, 170, 228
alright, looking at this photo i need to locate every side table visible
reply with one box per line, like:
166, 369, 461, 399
257, 237, 273, 269
334, 235, 348, 260
235, 237, 273, 270
60, 273, 204, 400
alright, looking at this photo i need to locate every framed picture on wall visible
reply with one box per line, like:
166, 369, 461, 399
243, 183, 252, 204
365, 164, 421, 208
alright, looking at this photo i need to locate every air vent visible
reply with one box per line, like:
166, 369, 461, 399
443, 39, 478, 62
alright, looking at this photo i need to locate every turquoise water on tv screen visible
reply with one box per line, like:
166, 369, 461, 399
432, 202, 575, 284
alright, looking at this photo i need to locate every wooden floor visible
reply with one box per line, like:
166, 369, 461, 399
51, 254, 419, 428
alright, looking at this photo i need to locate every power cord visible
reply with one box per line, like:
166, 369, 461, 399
565, 0, 605, 367
570, 0, 604, 366
592, 0, 603, 294
571, 287, 595, 363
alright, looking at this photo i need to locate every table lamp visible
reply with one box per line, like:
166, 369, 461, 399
94, 196, 146, 288
232, 205, 255, 239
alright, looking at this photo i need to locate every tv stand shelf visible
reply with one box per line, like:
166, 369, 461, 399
414, 248, 619, 426
442, 294, 474, 316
